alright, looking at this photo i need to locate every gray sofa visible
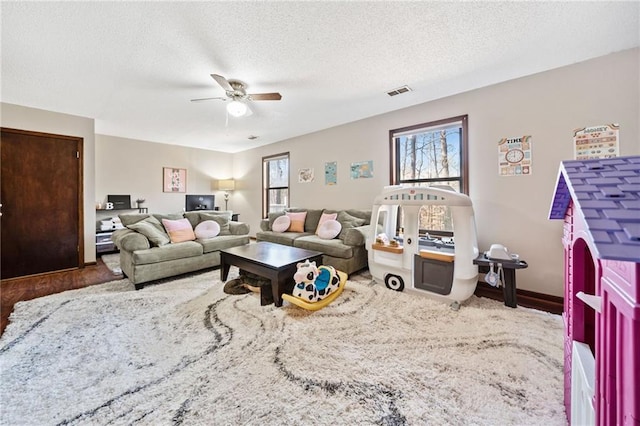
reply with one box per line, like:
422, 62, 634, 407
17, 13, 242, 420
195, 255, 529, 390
255, 208, 374, 275
111, 210, 250, 289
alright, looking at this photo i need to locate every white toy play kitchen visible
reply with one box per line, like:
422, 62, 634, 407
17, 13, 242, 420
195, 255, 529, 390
368, 186, 479, 309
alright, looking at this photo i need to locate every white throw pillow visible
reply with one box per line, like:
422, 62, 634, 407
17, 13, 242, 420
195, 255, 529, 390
315, 212, 338, 234
317, 220, 342, 240
194, 220, 220, 239
272, 215, 291, 233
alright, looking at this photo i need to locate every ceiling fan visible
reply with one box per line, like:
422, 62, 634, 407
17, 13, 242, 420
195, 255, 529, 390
191, 74, 282, 117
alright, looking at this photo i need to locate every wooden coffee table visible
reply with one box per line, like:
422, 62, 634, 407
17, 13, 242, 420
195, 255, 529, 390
220, 242, 323, 307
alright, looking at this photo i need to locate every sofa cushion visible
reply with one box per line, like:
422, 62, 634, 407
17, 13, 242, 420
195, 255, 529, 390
153, 213, 184, 223
127, 216, 171, 247
132, 241, 204, 265
306, 209, 325, 232
336, 211, 366, 240
294, 235, 354, 259
197, 235, 251, 253
182, 211, 203, 229
183, 210, 232, 228
194, 220, 220, 239
162, 218, 196, 243
315, 212, 338, 234
198, 213, 231, 235
286, 211, 307, 232
344, 209, 372, 226
200, 210, 232, 220
229, 221, 250, 235
268, 211, 286, 230
288, 208, 323, 232
317, 220, 342, 240
272, 215, 290, 233
118, 213, 151, 227
255, 231, 310, 246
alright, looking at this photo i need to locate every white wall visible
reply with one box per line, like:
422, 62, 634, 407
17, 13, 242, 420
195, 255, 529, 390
1, 103, 97, 263
95, 135, 234, 214
3, 48, 636, 295
232, 48, 640, 297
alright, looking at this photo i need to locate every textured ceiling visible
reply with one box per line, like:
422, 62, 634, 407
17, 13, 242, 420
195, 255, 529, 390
2, 1, 638, 153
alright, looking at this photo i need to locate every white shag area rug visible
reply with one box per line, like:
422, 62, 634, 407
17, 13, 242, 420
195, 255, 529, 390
0, 269, 566, 425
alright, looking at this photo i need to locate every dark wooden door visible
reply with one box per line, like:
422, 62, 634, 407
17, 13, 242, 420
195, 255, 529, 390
1, 128, 83, 279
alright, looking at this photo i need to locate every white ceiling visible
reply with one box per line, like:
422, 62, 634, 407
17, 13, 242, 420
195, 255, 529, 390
2, 1, 638, 153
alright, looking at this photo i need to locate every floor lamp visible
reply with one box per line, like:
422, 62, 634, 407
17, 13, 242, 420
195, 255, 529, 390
218, 179, 235, 210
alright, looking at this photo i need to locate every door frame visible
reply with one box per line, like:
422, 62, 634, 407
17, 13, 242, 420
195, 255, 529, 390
1, 127, 85, 278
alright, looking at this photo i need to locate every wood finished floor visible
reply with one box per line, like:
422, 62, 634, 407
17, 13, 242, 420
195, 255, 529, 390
1, 258, 120, 336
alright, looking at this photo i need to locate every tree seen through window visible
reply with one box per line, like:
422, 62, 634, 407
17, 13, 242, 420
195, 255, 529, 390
391, 115, 468, 234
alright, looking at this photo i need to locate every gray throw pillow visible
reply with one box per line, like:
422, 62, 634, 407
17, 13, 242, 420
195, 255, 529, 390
199, 210, 232, 222
118, 213, 151, 227
336, 211, 366, 241
153, 213, 184, 223
127, 216, 171, 246
344, 209, 371, 226
179, 211, 205, 229
199, 212, 231, 235
287, 208, 322, 232
183, 210, 232, 228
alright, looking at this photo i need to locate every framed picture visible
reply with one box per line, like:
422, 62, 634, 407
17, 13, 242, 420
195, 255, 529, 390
325, 161, 337, 185
350, 160, 373, 179
163, 167, 187, 193
298, 168, 314, 183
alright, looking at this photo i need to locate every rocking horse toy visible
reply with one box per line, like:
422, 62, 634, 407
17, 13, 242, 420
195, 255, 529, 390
282, 259, 347, 311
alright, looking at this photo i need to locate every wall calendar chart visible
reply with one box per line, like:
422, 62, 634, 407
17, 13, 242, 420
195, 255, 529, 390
573, 123, 619, 160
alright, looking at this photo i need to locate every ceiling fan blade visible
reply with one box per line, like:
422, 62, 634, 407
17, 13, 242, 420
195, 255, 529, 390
248, 92, 282, 101
211, 74, 233, 91
190, 96, 227, 102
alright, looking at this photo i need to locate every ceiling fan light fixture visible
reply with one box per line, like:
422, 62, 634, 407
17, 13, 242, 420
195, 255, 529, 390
227, 100, 248, 117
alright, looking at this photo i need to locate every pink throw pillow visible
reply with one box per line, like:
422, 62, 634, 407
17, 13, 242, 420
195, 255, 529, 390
272, 215, 291, 233
286, 211, 307, 232
317, 220, 342, 240
315, 212, 338, 234
162, 218, 196, 243
194, 220, 220, 239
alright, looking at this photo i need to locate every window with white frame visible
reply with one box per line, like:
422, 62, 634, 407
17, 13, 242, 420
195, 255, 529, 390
262, 152, 289, 217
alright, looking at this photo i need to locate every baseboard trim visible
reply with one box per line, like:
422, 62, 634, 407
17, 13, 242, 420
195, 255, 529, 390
474, 282, 563, 314
1, 266, 82, 283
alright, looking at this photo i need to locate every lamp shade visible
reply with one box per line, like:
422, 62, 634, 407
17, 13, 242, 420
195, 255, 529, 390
226, 101, 247, 117
218, 179, 235, 191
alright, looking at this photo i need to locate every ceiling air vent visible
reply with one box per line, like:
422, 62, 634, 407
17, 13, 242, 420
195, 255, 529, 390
386, 85, 412, 97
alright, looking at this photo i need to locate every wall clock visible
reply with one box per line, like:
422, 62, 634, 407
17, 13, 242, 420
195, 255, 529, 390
505, 148, 525, 164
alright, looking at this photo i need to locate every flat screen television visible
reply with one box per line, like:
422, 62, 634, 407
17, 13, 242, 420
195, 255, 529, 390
107, 194, 131, 210
185, 194, 215, 212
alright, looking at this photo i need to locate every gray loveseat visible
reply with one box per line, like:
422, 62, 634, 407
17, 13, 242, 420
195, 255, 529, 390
111, 210, 250, 289
255, 208, 374, 275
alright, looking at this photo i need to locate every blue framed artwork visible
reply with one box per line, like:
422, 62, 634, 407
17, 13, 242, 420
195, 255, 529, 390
350, 160, 373, 179
325, 161, 337, 185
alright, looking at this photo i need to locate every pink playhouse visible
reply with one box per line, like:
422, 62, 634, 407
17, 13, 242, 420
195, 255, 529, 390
549, 155, 639, 425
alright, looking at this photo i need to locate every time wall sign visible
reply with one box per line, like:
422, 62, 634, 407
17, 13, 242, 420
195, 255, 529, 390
498, 135, 532, 177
